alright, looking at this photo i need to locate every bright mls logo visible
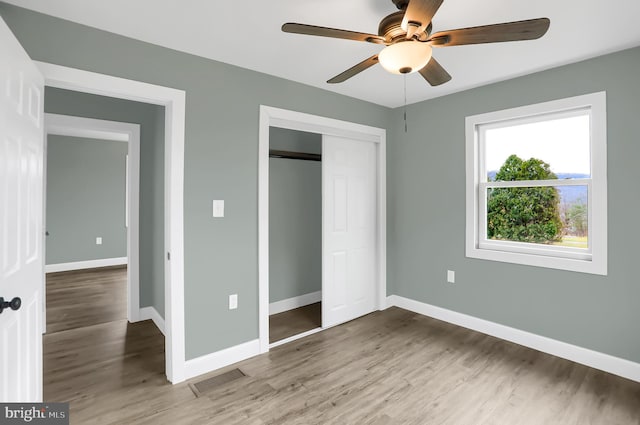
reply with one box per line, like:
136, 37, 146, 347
0, 403, 68, 424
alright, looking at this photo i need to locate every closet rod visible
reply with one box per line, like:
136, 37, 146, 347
269, 149, 321, 162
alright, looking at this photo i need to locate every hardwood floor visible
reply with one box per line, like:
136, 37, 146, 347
44, 295, 640, 424
44, 266, 168, 423
269, 302, 321, 343
46, 266, 127, 333
44, 319, 165, 404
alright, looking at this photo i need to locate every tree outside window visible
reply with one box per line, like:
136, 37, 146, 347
487, 154, 562, 244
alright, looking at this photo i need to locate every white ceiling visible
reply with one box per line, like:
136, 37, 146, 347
6, 0, 640, 108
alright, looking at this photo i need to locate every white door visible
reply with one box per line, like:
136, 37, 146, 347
322, 135, 377, 327
0, 17, 45, 402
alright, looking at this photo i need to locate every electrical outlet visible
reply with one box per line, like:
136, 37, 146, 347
229, 294, 238, 310
96, 237, 103, 245
447, 270, 455, 283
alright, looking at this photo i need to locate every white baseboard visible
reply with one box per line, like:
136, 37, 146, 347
45, 257, 128, 273
387, 295, 640, 383
139, 306, 165, 335
269, 291, 321, 315
184, 339, 260, 381
269, 326, 324, 349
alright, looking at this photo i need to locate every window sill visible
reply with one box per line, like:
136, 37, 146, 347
466, 245, 606, 275
478, 240, 591, 261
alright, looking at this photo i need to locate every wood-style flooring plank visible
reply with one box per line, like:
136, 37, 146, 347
46, 266, 127, 333
44, 271, 640, 425
269, 302, 321, 343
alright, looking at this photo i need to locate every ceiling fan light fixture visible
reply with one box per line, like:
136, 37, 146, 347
378, 41, 432, 75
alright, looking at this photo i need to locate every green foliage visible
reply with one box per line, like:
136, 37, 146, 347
565, 201, 587, 237
487, 155, 563, 244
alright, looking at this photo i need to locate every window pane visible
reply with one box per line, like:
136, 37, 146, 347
486, 185, 588, 249
485, 114, 591, 180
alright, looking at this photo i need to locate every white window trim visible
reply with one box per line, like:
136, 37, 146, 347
465, 92, 607, 275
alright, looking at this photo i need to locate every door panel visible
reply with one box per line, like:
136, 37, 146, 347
322, 135, 377, 328
332, 177, 348, 232
26, 143, 40, 264
329, 251, 348, 312
0, 16, 45, 402
350, 247, 367, 303
2, 137, 21, 276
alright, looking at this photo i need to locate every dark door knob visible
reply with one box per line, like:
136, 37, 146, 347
0, 297, 21, 314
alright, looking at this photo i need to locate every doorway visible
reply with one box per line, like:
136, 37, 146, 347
258, 106, 387, 353
268, 128, 323, 344
36, 61, 187, 384
43, 114, 140, 331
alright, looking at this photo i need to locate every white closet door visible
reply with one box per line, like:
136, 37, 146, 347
322, 135, 376, 328
0, 16, 45, 402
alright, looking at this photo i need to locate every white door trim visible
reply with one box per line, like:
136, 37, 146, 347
44, 113, 141, 326
258, 105, 387, 353
36, 61, 187, 384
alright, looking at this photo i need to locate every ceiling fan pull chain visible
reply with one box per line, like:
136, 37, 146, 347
404, 74, 408, 133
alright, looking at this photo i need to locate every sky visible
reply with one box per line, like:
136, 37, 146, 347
485, 114, 591, 175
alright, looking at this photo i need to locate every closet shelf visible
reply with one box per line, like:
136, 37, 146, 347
269, 149, 321, 162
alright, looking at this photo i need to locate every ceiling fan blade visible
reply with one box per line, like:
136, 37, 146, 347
428, 18, 550, 47
418, 57, 451, 86
327, 55, 379, 84
282, 23, 388, 45
402, 0, 444, 33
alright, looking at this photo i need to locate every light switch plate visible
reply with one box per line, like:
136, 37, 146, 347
447, 270, 455, 283
229, 294, 238, 310
96, 237, 103, 245
213, 200, 225, 218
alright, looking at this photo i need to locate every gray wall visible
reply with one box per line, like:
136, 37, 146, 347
387, 47, 640, 364
44, 87, 166, 317
270, 127, 322, 154
269, 129, 322, 303
0, 3, 391, 360
46, 135, 127, 264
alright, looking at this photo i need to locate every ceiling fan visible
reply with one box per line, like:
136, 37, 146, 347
282, 0, 550, 86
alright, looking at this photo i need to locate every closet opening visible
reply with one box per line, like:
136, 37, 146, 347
268, 127, 322, 344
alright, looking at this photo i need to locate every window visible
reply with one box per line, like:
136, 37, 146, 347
465, 92, 607, 275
